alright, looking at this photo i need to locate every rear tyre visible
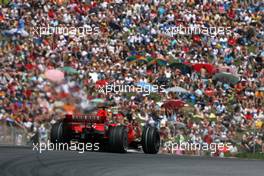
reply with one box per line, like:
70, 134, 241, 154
50, 121, 70, 144
141, 126, 160, 154
109, 126, 128, 153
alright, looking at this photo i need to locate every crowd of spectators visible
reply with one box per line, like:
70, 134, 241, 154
0, 0, 263, 155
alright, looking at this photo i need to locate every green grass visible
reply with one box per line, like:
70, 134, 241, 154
0, 0, 9, 5
148, 92, 162, 102
247, 45, 256, 54
235, 152, 264, 160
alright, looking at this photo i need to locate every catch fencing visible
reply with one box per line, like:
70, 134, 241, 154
0, 119, 29, 146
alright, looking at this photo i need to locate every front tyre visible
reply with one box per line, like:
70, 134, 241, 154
141, 126, 160, 154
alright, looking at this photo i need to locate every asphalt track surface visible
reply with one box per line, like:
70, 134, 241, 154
0, 147, 263, 176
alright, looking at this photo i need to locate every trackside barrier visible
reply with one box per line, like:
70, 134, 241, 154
0, 119, 28, 146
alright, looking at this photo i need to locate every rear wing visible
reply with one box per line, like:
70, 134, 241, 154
65, 110, 108, 123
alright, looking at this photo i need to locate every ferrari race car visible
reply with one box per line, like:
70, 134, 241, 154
50, 108, 160, 154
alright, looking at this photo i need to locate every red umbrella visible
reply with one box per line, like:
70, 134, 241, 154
95, 80, 108, 88
44, 69, 64, 83
161, 100, 185, 110
25, 64, 35, 71
244, 113, 253, 120
192, 63, 215, 74
219, 145, 229, 153
228, 37, 237, 46
204, 88, 215, 97
193, 35, 201, 43
182, 46, 190, 53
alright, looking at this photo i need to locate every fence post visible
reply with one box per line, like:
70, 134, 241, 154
10, 123, 16, 145
2, 119, 6, 143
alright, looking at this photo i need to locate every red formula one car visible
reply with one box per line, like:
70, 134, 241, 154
50, 108, 160, 154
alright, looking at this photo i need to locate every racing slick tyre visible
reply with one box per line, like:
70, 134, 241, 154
50, 121, 70, 144
141, 126, 160, 154
109, 126, 128, 153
